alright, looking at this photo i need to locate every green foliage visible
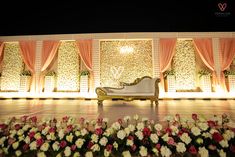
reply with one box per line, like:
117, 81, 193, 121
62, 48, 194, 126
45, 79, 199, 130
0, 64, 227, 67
80, 70, 90, 76
198, 69, 211, 78
20, 70, 31, 76
224, 70, 235, 77
163, 69, 175, 78
46, 71, 56, 76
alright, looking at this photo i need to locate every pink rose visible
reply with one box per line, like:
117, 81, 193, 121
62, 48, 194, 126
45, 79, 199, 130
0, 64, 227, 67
106, 144, 113, 151
188, 145, 197, 154
167, 137, 175, 145
36, 138, 44, 147
156, 144, 161, 150
49, 127, 55, 133
95, 128, 103, 135
71, 145, 77, 151
30, 116, 37, 123
207, 120, 216, 128
28, 131, 35, 140
87, 141, 94, 149
14, 124, 21, 131
192, 114, 198, 121
131, 144, 137, 151
143, 127, 151, 137
62, 116, 69, 123
118, 118, 123, 124
20, 115, 28, 123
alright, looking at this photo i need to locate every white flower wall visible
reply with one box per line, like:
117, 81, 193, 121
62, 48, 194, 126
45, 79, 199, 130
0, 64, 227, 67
1, 43, 23, 91
173, 40, 196, 90
57, 41, 80, 91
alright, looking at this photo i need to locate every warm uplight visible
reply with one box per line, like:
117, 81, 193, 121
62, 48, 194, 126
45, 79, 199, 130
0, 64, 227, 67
120, 45, 134, 54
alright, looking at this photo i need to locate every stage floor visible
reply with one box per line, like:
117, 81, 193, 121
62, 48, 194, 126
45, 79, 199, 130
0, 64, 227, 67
0, 99, 235, 124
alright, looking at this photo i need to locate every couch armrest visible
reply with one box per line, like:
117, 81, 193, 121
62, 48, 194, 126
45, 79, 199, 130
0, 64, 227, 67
95, 87, 108, 96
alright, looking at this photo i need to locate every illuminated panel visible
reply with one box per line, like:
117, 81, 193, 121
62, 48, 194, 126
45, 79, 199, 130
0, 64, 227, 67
100, 40, 153, 87
173, 40, 196, 90
1, 43, 23, 91
57, 41, 80, 91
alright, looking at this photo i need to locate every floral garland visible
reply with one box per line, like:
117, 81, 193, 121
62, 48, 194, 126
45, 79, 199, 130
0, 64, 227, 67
0, 114, 235, 157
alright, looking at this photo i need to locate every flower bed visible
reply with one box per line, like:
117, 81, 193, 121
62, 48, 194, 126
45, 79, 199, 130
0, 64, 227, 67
0, 114, 235, 157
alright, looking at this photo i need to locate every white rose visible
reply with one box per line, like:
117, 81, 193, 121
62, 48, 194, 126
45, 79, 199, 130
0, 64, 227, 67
111, 122, 121, 130
24, 136, 30, 144
198, 122, 208, 131
170, 125, 179, 135
56, 153, 62, 157
42, 126, 50, 135
218, 149, 226, 157
104, 149, 111, 157
136, 123, 144, 131
164, 115, 174, 122
122, 150, 131, 157
133, 114, 139, 121
113, 141, 118, 150
47, 133, 56, 141
91, 144, 100, 152
223, 130, 234, 141
126, 139, 133, 146
34, 132, 41, 140
40, 142, 50, 151
76, 138, 85, 148
124, 116, 131, 123
18, 135, 25, 142
66, 133, 74, 143
73, 152, 80, 157
117, 130, 126, 140
191, 126, 201, 136
128, 124, 135, 132
150, 133, 159, 143
135, 131, 143, 140
176, 142, 186, 153
198, 147, 209, 157
81, 128, 88, 136
17, 129, 24, 136
209, 129, 218, 135
85, 151, 93, 157
52, 141, 60, 151
12, 141, 19, 150
2, 147, 9, 154
141, 117, 149, 122
58, 130, 65, 140
180, 133, 192, 145
30, 141, 37, 150
0, 137, 6, 146
139, 146, 148, 157
91, 134, 99, 143
202, 132, 212, 139
37, 152, 46, 157
160, 146, 172, 157
104, 128, 114, 137
75, 131, 81, 137
219, 140, 229, 148
99, 137, 108, 146
103, 118, 109, 123
154, 124, 162, 131
162, 133, 169, 142
15, 150, 22, 156
152, 148, 159, 156
29, 127, 38, 132
124, 127, 130, 136
64, 146, 71, 157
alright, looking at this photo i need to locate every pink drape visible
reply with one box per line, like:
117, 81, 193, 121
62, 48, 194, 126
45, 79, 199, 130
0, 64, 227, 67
76, 39, 92, 71
39, 41, 60, 92
193, 38, 217, 87
219, 38, 235, 91
19, 41, 36, 92
159, 38, 177, 92
0, 42, 5, 65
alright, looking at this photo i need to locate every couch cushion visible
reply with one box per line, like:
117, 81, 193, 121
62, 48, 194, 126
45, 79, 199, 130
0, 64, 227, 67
107, 92, 155, 96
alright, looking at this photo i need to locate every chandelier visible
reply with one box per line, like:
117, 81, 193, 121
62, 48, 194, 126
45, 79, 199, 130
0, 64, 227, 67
119, 45, 134, 54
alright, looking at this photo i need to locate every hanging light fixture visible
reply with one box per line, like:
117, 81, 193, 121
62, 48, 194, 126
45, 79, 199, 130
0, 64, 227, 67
119, 38, 134, 54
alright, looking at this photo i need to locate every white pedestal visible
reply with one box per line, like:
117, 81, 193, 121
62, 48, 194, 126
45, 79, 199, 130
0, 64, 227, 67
19, 76, 31, 92
44, 76, 55, 92
228, 75, 235, 92
200, 75, 211, 92
167, 75, 176, 92
80, 75, 89, 93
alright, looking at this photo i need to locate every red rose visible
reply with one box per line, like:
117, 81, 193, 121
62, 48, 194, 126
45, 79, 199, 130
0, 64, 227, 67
212, 132, 223, 142
66, 125, 73, 132
207, 120, 216, 128
230, 145, 235, 153
165, 127, 172, 134
30, 116, 37, 123
71, 145, 77, 151
192, 114, 198, 121
60, 140, 67, 148
62, 116, 69, 123
188, 145, 197, 154
118, 118, 123, 124
36, 138, 44, 147
0, 124, 7, 130
28, 131, 35, 140
131, 144, 137, 151
143, 127, 151, 137
20, 115, 28, 123
127, 136, 134, 140
95, 128, 103, 135
87, 141, 94, 149
49, 127, 55, 133
106, 144, 113, 151
14, 124, 21, 131
23, 144, 29, 151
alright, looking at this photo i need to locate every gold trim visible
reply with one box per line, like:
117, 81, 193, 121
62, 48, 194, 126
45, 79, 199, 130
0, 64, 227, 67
96, 76, 160, 105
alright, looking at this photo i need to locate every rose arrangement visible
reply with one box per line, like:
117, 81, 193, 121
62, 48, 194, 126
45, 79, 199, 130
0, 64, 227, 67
0, 114, 235, 157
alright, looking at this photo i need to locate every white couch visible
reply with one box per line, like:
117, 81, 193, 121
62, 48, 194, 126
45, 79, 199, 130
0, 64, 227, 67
95, 76, 160, 105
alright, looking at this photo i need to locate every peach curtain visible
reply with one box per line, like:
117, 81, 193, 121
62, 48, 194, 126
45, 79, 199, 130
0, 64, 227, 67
39, 41, 60, 92
76, 39, 94, 92
0, 42, 5, 65
219, 38, 235, 91
193, 38, 217, 87
159, 38, 177, 92
19, 41, 36, 92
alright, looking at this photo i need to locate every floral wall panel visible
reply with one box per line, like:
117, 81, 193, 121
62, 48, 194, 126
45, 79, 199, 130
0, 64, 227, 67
57, 41, 80, 91
100, 40, 153, 87
1, 43, 23, 91
173, 40, 196, 90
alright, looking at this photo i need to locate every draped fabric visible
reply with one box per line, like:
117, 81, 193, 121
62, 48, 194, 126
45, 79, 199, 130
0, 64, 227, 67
19, 41, 36, 92
76, 40, 94, 92
219, 38, 235, 91
0, 42, 5, 66
39, 41, 60, 92
159, 38, 177, 92
193, 38, 217, 87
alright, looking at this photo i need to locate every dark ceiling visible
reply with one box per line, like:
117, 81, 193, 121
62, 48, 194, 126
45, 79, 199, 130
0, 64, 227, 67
0, 0, 234, 36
